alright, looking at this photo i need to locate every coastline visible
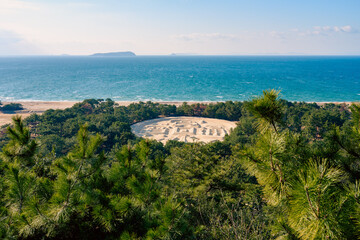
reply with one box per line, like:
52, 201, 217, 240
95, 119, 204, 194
0, 101, 215, 126
0, 100, 358, 126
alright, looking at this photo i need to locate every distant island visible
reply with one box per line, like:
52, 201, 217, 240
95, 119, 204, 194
91, 51, 136, 57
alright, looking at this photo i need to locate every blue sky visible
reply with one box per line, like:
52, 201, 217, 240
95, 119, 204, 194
0, 0, 359, 55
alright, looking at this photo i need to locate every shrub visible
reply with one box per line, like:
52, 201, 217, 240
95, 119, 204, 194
0, 103, 23, 111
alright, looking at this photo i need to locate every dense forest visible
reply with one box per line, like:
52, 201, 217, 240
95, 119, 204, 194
0, 90, 359, 239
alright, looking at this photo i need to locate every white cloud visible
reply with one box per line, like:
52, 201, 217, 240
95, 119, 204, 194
305, 25, 356, 36
0, 29, 43, 55
268, 25, 358, 38
340, 25, 352, 32
65, 2, 97, 8
174, 33, 239, 41
269, 31, 287, 39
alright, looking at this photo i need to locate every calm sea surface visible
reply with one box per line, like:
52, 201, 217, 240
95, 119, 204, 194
0, 56, 359, 102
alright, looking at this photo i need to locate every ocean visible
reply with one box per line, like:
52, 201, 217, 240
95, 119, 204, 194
0, 56, 359, 102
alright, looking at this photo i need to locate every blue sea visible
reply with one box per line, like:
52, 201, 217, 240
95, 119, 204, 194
0, 56, 359, 102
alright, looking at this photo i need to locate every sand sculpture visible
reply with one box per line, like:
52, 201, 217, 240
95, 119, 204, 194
131, 117, 237, 144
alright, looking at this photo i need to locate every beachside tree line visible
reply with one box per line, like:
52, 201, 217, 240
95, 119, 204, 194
0, 91, 359, 239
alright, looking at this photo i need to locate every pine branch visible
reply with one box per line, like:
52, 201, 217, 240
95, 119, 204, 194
304, 186, 319, 219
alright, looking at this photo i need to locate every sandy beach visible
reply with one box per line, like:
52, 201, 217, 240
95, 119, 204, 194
0, 101, 78, 126
0, 100, 357, 127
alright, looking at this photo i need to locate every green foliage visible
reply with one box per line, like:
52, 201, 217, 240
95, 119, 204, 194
224, 116, 256, 145
1, 103, 23, 112
246, 89, 283, 132
165, 141, 264, 238
240, 90, 360, 239
177, 101, 243, 120
351, 103, 360, 129
1, 93, 360, 239
204, 197, 270, 239
240, 129, 289, 206
2, 116, 37, 167
1, 118, 197, 239
287, 160, 348, 239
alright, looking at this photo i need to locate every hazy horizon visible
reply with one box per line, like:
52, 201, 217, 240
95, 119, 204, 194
2, 54, 360, 57
1, 0, 359, 56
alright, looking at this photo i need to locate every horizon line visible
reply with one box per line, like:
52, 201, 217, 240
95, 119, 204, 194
1, 54, 360, 57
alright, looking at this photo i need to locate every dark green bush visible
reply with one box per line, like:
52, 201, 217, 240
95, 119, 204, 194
0, 103, 23, 111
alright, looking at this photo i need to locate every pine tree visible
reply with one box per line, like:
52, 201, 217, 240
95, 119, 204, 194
2, 116, 37, 167
0, 116, 38, 239
105, 140, 194, 239
240, 90, 358, 239
287, 160, 348, 239
241, 90, 290, 205
42, 124, 105, 238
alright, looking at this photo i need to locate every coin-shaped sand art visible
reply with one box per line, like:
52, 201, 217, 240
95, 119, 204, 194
131, 117, 237, 144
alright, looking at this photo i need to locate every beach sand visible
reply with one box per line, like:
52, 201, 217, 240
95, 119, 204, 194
131, 116, 237, 144
0, 101, 78, 126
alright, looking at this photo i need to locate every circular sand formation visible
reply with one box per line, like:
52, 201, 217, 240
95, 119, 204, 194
131, 117, 237, 144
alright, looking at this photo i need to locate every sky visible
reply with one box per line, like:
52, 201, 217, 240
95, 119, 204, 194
0, 0, 360, 55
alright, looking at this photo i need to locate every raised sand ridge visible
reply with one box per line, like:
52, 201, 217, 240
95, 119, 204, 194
131, 117, 237, 143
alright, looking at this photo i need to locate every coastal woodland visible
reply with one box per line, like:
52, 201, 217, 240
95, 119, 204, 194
1, 90, 360, 240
